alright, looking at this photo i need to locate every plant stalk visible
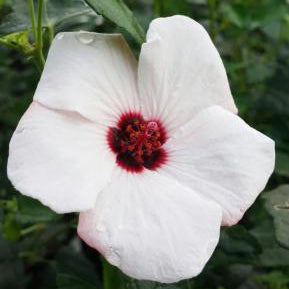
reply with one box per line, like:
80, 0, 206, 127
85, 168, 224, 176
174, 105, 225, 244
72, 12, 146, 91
28, 0, 37, 41
36, 0, 45, 70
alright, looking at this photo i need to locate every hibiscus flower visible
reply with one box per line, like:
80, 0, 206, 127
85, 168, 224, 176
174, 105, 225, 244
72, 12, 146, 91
7, 16, 275, 283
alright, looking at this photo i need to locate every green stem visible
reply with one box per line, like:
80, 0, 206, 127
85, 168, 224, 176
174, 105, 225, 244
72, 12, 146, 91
154, 0, 164, 16
186, 279, 192, 289
43, 0, 54, 45
32, 57, 43, 73
102, 258, 125, 289
28, 0, 45, 71
0, 38, 13, 49
36, 0, 45, 70
28, 0, 37, 41
21, 223, 46, 235
47, 24, 55, 45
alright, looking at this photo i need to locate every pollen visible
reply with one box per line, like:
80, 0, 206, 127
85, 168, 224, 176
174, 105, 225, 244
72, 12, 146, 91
107, 112, 167, 173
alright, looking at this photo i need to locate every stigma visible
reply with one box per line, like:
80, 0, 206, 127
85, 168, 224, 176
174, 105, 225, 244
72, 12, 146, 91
107, 112, 167, 173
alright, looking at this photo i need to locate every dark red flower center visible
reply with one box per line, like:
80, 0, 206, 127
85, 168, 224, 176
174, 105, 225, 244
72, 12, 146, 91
107, 112, 167, 173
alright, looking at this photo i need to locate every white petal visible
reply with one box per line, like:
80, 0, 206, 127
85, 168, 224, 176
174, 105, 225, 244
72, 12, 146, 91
34, 32, 139, 125
7, 102, 115, 213
162, 106, 275, 226
78, 170, 222, 283
138, 16, 237, 133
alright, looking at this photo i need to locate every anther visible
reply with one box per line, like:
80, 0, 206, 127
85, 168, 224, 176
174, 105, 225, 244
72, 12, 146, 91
107, 112, 167, 173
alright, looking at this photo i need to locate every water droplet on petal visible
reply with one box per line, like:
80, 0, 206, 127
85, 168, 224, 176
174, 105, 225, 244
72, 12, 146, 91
76, 31, 95, 45
96, 224, 106, 232
95, 15, 104, 26
56, 33, 64, 40
107, 247, 121, 266
16, 127, 25, 134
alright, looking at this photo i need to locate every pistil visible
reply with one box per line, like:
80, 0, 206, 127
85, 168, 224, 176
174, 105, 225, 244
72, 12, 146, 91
107, 112, 167, 173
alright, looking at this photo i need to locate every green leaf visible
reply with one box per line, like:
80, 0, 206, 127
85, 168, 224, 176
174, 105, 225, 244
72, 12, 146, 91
3, 213, 20, 241
0, 198, 20, 242
56, 241, 101, 289
102, 258, 126, 289
0, 0, 94, 36
221, 1, 288, 32
275, 152, 289, 177
262, 185, 289, 249
0, 31, 34, 54
153, 0, 191, 17
17, 195, 60, 224
83, 0, 145, 44
44, 0, 94, 27
250, 218, 289, 267
0, 227, 24, 289
246, 58, 275, 83
259, 247, 289, 267
254, 271, 289, 289
221, 3, 246, 28
57, 273, 97, 289
0, 0, 29, 35
220, 225, 261, 255
0, 197, 18, 212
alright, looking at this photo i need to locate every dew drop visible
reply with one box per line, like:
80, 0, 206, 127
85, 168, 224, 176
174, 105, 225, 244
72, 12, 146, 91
56, 33, 64, 40
95, 15, 104, 26
107, 247, 121, 266
76, 31, 95, 45
96, 223, 106, 232
16, 127, 25, 134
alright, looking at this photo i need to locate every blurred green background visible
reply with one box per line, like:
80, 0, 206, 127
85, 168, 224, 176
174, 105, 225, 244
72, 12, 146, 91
0, 0, 289, 289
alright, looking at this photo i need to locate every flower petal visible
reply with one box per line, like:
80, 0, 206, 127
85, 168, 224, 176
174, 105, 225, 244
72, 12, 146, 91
78, 170, 222, 283
34, 32, 139, 124
162, 106, 275, 226
8, 102, 115, 213
138, 16, 237, 133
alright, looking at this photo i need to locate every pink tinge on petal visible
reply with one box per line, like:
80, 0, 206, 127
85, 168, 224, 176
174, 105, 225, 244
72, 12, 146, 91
77, 171, 222, 283
162, 105, 275, 226
34, 32, 139, 124
138, 16, 238, 134
7, 102, 115, 213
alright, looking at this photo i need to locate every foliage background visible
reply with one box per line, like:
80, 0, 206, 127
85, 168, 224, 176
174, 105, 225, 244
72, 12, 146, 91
0, 0, 289, 288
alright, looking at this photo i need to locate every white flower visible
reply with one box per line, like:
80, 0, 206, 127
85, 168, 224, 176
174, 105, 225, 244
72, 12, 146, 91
7, 16, 275, 283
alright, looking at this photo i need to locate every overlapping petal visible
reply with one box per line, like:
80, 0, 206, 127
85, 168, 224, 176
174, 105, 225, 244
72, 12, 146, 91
8, 102, 115, 213
78, 170, 222, 283
138, 15, 237, 133
34, 32, 139, 125
162, 106, 275, 225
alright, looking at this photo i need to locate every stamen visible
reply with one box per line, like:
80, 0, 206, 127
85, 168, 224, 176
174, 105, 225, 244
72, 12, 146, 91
146, 121, 158, 136
107, 112, 167, 173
